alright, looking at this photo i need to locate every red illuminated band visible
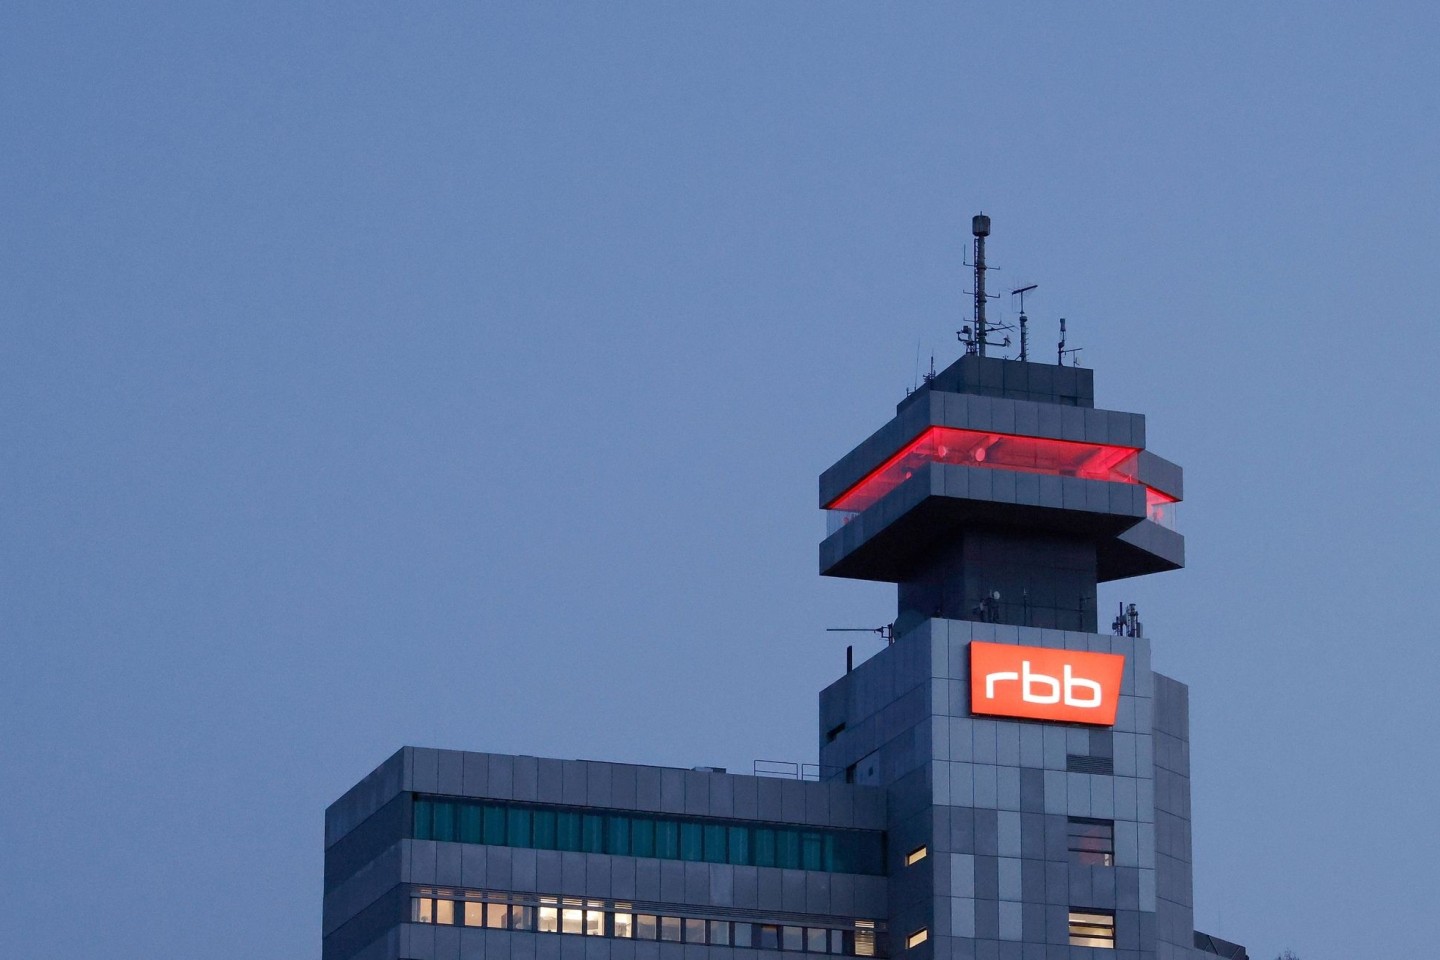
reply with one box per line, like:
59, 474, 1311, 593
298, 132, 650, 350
826, 426, 1171, 517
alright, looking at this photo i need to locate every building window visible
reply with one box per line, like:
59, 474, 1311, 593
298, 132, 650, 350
855, 920, 876, 957
1068, 818, 1115, 867
537, 899, 559, 933
1068, 910, 1115, 948
410, 794, 885, 875
905, 928, 928, 950
409, 888, 888, 955
783, 925, 805, 951
904, 845, 928, 866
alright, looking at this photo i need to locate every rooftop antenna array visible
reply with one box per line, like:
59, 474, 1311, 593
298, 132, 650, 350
959, 214, 1012, 357
1111, 602, 1143, 639
1058, 317, 1083, 366
1011, 283, 1037, 362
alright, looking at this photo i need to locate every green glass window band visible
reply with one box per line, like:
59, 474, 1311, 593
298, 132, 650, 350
411, 794, 884, 876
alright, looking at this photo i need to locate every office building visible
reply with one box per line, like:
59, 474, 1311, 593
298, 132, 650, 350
323, 220, 1247, 960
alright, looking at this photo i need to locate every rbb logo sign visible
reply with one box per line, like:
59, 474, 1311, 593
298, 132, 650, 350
969, 641, 1125, 726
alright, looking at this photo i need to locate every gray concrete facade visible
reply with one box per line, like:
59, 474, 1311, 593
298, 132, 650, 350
818, 619, 1204, 960
324, 751, 889, 960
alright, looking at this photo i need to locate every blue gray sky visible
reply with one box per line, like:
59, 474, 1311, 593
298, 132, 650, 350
4, 4, 1438, 958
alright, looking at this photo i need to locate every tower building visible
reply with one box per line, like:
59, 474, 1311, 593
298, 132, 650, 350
323, 220, 1246, 960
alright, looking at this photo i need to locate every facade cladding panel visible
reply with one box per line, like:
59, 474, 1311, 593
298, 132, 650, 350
325, 352, 1246, 960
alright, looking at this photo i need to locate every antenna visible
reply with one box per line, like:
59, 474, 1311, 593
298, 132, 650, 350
1110, 602, 1143, 638
959, 213, 1011, 357
1058, 317, 1082, 366
826, 624, 895, 645
1011, 284, 1037, 362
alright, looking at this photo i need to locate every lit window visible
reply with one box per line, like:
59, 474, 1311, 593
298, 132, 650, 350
537, 899, 559, 933
854, 921, 876, 958
512, 905, 535, 931
414, 898, 434, 923
1068, 818, 1115, 867
613, 912, 634, 938
485, 902, 509, 929
464, 902, 484, 927
435, 899, 455, 925
561, 905, 584, 935
1069, 910, 1115, 948
585, 907, 605, 936
905, 845, 928, 866
906, 928, 929, 949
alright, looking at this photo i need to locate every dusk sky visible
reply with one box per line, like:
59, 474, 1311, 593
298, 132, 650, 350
4, 4, 1439, 958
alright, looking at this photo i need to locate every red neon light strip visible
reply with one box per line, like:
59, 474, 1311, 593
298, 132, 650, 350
827, 426, 1160, 514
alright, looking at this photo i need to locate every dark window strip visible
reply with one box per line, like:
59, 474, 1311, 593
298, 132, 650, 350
410, 794, 886, 876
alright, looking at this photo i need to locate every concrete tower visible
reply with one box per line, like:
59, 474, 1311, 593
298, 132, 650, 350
816, 234, 1239, 958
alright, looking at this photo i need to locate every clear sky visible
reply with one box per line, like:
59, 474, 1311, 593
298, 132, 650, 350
4, 4, 1438, 958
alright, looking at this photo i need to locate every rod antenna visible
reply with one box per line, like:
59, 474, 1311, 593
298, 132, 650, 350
973, 214, 991, 355
1012, 284, 1037, 362
959, 213, 1009, 357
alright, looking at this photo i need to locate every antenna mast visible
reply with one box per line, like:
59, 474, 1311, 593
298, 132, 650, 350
959, 213, 1009, 357
1012, 283, 1037, 362
973, 214, 991, 355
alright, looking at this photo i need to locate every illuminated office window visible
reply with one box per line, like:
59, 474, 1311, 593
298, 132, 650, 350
613, 911, 634, 938
537, 899, 559, 933
1068, 910, 1115, 949
585, 905, 605, 936
854, 921, 875, 957
463, 902, 484, 927
905, 845, 928, 866
905, 928, 928, 950
413, 898, 434, 924
485, 903, 509, 929
434, 899, 454, 925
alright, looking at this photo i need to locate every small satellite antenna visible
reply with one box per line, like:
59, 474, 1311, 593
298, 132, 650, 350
1058, 317, 1082, 366
1011, 284, 1037, 362
959, 213, 1012, 357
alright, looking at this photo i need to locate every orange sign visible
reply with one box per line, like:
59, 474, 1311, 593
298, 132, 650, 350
969, 641, 1125, 726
